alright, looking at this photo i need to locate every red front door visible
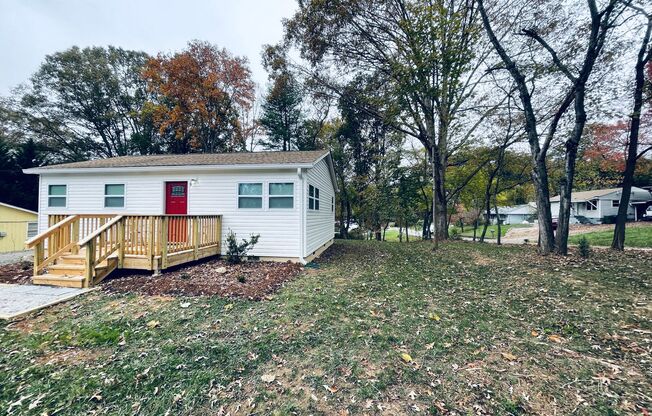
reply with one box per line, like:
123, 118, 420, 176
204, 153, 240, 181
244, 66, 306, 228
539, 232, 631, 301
166, 182, 188, 243
165, 182, 188, 215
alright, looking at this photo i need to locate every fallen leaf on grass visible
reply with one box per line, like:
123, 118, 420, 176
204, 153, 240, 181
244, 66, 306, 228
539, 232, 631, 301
179, 302, 190, 308
401, 353, 413, 363
323, 384, 338, 393
531, 330, 539, 337
548, 334, 563, 343
428, 313, 441, 321
425, 342, 435, 350
224, 304, 233, 311
261, 374, 276, 383
146, 320, 160, 329
501, 352, 517, 361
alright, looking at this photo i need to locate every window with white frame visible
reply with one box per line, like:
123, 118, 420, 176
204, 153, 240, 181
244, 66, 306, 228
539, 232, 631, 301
27, 222, 38, 238
269, 183, 294, 209
48, 185, 67, 207
104, 184, 125, 208
586, 199, 598, 211
238, 183, 263, 208
612, 200, 620, 208
308, 185, 320, 210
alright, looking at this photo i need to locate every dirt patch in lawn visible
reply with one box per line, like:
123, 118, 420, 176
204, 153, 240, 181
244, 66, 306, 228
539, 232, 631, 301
102, 258, 304, 299
36, 347, 110, 366
0, 261, 32, 285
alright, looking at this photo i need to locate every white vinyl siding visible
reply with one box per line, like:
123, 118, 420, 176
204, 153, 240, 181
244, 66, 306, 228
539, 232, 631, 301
305, 158, 335, 255
38, 169, 303, 258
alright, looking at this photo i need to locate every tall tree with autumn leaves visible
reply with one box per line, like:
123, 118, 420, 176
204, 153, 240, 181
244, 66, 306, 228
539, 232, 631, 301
143, 41, 255, 153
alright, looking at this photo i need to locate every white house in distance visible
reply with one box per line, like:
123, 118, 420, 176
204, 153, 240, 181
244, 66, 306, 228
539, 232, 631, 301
25, 150, 337, 264
550, 186, 652, 224
488, 203, 537, 225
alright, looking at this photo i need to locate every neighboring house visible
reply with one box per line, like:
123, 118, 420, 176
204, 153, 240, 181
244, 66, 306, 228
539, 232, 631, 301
0, 202, 38, 253
487, 203, 536, 225
24, 150, 337, 263
550, 187, 652, 224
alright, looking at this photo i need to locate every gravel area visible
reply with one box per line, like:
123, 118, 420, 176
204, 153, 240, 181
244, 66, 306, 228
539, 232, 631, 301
0, 250, 32, 266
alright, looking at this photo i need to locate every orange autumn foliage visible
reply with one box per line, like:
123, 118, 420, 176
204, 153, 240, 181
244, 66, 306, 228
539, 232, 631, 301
143, 41, 255, 152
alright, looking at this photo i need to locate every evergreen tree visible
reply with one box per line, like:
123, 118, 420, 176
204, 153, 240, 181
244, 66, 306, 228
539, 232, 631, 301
259, 73, 304, 151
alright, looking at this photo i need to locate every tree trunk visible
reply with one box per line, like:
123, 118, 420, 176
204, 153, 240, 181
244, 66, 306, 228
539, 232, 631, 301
532, 160, 556, 254
556, 85, 587, 255
613, 15, 651, 250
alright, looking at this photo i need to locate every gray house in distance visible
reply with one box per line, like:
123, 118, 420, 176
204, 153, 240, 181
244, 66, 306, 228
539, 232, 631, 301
550, 187, 652, 224
488, 203, 537, 225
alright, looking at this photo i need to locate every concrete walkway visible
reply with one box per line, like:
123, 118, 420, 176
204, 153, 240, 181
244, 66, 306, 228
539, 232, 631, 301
0, 284, 91, 320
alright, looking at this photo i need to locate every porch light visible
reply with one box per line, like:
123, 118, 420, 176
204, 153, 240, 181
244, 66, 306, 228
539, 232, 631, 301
190, 178, 199, 187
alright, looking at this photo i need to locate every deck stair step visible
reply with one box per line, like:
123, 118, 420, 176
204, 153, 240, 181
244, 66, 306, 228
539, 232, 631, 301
32, 274, 86, 288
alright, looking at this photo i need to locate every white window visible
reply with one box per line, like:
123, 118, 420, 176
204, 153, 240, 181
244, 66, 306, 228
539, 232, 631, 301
612, 200, 620, 208
269, 183, 294, 209
586, 199, 598, 211
238, 183, 262, 208
104, 184, 125, 208
27, 222, 38, 238
308, 185, 320, 210
48, 185, 67, 207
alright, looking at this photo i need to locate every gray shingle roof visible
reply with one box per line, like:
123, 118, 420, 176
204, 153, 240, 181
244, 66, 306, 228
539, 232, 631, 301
549, 188, 620, 202
37, 150, 330, 170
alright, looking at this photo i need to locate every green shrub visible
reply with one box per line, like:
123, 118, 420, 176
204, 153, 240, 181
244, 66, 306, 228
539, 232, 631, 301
577, 236, 591, 258
449, 227, 461, 240
226, 229, 260, 264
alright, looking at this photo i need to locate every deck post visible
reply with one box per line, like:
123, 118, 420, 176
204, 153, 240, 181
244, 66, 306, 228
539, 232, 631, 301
193, 216, 199, 260
216, 216, 222, 255
117, 218, 125, 268
161, 216, 169, 269
147, 216, 155, 270
34, 243, 44, 276
71, 218, 80, 254
84, 239, 95, 288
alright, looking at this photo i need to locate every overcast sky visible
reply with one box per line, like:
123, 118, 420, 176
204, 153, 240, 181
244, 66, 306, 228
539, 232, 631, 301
0, 0, 297, 95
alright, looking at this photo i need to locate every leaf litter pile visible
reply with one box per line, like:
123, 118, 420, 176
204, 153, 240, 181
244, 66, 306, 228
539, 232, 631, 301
0, 261, 32, 285
102, 258, 303, 299
1, 240, 650, 415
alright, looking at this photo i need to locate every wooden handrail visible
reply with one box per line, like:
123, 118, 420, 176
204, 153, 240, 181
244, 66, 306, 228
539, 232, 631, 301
78, 215, 124, 247
25, 215, 79, 248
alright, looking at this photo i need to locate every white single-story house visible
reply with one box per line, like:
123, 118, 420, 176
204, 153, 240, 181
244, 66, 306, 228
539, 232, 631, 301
24, 150, 337, 265
487, 203, 537, 225
550, 186, 652, 224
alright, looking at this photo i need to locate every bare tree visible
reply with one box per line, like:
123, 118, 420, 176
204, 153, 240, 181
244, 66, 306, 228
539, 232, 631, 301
477, 0, 626, 254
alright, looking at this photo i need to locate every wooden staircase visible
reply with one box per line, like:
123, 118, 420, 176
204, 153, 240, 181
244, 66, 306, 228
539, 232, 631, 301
33, 251, 118, 288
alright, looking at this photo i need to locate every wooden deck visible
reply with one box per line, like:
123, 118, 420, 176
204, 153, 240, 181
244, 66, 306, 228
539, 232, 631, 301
26, 214, 222, 288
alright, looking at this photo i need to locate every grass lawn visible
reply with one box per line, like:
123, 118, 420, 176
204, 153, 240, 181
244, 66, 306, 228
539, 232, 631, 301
383, 228, 422, 242
2, 241, 651, 414
452, 224, 531, 239
569, 223, 652, 248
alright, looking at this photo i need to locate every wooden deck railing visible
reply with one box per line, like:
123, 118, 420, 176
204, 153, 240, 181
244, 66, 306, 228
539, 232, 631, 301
30, 214, 222, 285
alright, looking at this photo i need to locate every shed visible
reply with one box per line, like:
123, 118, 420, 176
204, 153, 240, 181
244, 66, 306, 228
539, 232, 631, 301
0, 203, 38, 253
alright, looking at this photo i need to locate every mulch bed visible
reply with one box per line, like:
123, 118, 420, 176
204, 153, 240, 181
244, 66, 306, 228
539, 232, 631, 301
0, 261, 33, 285
102, 258, 304, 299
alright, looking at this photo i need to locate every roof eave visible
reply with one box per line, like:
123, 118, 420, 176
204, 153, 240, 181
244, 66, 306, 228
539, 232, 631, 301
23, 162, 316, 175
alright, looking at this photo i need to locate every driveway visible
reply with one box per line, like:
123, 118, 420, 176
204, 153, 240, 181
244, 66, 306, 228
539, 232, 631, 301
0, 284, 91, 320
